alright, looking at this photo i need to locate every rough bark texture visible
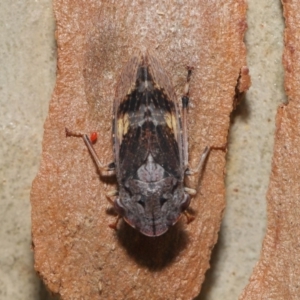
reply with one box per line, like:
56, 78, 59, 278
239, 1, 300, 299
31, 1, 249, 299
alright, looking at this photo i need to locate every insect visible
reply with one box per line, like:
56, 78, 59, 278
66, 51, 210, 237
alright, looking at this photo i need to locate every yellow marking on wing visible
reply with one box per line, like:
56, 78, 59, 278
164, 112, 178, 139
164, 112, 172, 129
125, 86, 136, 100
117, 113, 130, 142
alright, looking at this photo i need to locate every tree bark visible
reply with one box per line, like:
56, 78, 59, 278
31, 1, 249, 299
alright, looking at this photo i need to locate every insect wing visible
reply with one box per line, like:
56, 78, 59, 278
113, 52, 184, 180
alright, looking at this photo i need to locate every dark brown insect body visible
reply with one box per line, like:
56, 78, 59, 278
112, 53, 190, 236
66, 51, 210, 237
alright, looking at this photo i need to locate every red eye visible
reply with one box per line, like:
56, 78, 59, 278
90, 132, 98, 143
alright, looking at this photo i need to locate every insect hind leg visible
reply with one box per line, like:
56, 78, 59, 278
181, 67, 211, 176
65, 128, 115, 175
181, 66, 194, 169
185, 146, 210, 176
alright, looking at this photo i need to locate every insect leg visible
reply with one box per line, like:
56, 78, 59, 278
183, 211, 195, 224
109, 214, 122, 230
184, 187, 197, 196
182, 67, 193, 169
185, 146, 210, 175
106, 190, 119, 205
65, 128, 115, 175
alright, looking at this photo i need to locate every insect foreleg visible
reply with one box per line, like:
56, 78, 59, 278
108, 214, 122, 231
183, 211, 195, 224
